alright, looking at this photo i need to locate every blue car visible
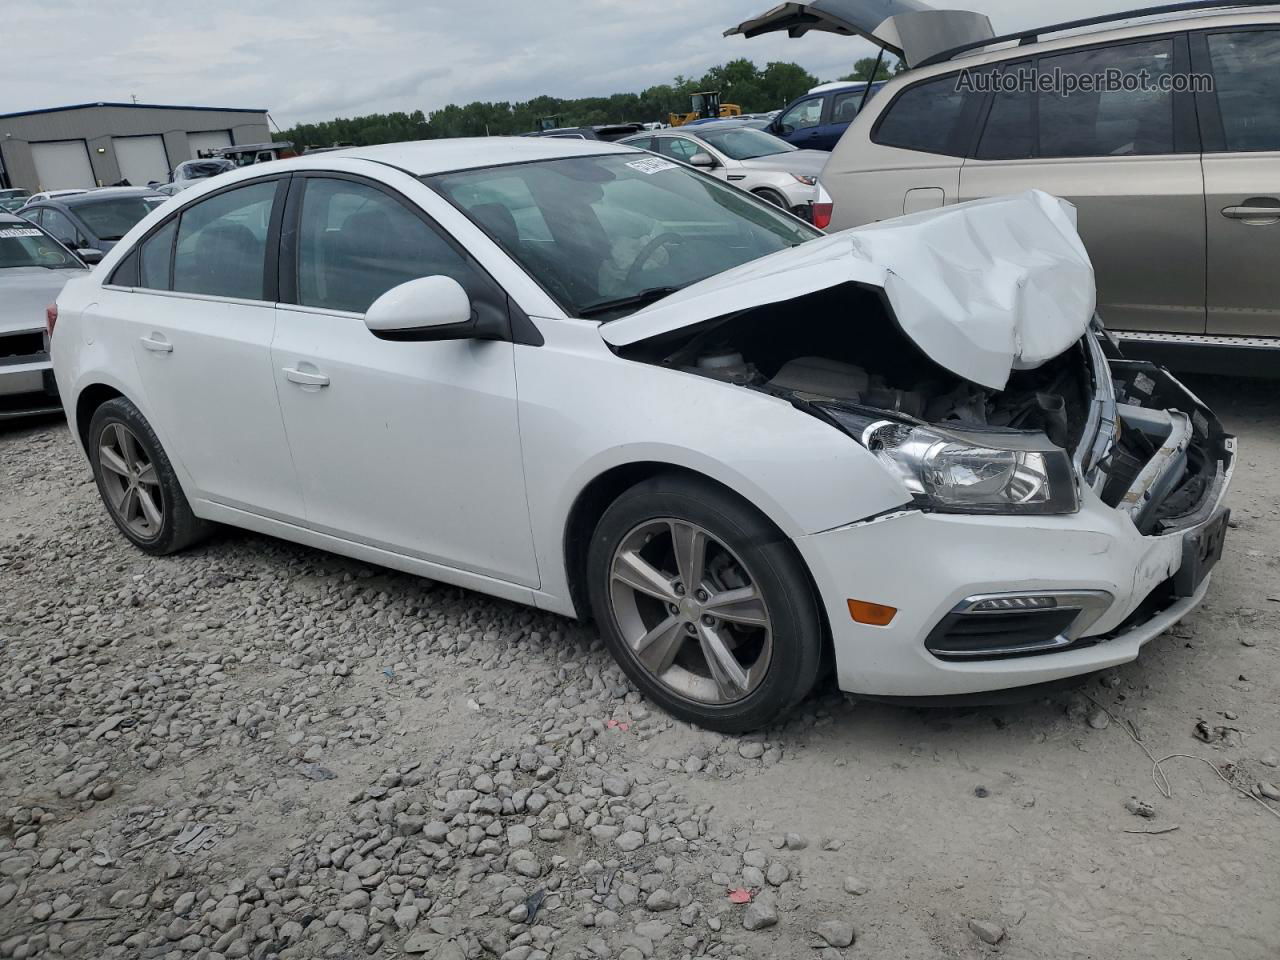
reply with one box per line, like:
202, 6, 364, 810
765, 81, 886, 151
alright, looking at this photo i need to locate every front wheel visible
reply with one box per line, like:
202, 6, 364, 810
752, 188, 789, 210
586, 474, 824, 732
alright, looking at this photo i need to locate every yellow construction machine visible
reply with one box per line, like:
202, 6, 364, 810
668, 91, 742, 127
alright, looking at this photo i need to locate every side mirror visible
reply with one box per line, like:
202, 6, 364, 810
76, 248, 103, 265
364, 275, 478, 341
688, 152, 717, 169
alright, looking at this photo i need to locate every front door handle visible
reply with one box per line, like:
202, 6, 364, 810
283, 367, 330, 387
139, 335, 172, 353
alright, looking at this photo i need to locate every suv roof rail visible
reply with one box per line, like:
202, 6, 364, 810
917, 0, 1276, 67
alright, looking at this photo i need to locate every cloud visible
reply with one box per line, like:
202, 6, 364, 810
1, 1, 1130, 126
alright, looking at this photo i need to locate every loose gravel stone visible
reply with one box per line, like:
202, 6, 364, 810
814, 920, 856, 947
742, 894, 779, 931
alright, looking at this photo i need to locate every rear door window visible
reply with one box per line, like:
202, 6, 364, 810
1205, 30, 1280, 151
1038, 39, 1175, 157
172, 180, 278, 300
831, 91, 864, 124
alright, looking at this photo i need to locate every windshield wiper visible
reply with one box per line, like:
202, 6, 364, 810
578, 286, 682, 320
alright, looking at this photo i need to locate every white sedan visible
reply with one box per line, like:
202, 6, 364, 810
50, 138, 1234, 731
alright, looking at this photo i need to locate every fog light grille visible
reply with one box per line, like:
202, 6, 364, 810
926, 591, 1112, 660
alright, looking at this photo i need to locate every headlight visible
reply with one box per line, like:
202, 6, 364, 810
822, 407, 1079, 516
791, 174, 818, 186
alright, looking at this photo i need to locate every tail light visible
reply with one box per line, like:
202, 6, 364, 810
811, 202, 833, 231
45, 303, 58, 337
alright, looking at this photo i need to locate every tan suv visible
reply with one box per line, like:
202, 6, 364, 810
731, 1, 1280, 351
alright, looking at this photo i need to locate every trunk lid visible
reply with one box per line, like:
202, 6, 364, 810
724, 0, 994, 68
0, 266, 86, 336
598, 190, 1096, 392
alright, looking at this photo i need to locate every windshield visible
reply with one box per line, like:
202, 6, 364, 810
0, 224, 80, 269
427, 154, 818, 319
71, 196, 165, 241
698, 127, 796, 160
181, 160, 233, 180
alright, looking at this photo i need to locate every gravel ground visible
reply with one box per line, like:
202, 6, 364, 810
1, 375, 1278, 960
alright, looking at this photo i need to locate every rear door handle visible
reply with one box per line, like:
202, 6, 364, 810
1222, 201, 1280, 221
139, 335, 172, 353
283, 367, 330, 387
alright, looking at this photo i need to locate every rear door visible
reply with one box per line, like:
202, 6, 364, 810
1193, 27, 1280, 337
959, 36, 1206, 334
112, 176, 305, 520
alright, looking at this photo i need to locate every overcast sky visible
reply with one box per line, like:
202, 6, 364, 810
5, 1, 1130, 127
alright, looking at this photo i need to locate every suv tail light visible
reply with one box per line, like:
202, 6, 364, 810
45, 303, 58, 337
812, 202, 833, 231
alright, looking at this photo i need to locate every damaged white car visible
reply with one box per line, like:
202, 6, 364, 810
50, 139, 1234, 731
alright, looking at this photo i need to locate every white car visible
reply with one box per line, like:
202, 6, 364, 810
1, 213, 88, 417
50, 139, 1234, 731
619, 124, 830, 224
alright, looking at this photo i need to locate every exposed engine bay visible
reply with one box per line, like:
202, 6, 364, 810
624, 284, 1093, 451
619, 283, 1232, 534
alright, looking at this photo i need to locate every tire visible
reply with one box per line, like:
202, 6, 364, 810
752, 188, 789, 210
87, 397, 210, 555
586, 473, 824, 732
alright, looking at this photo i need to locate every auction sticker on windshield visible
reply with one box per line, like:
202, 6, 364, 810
0, 228, 42, 239
626, 157, 678, 175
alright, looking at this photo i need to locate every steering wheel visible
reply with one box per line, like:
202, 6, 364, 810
625, 232, 685, 288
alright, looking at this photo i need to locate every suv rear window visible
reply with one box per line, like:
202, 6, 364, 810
872, 73, 977, 157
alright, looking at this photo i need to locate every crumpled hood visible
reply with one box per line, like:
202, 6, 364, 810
737, 150, 828, 178
599, 190, 1095, 391
0, 267, 85, 336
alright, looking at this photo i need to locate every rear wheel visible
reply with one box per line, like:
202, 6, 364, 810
586, 474, 823, 732
88, 398, 209, 555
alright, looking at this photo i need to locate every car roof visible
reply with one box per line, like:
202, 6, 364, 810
928, 3, 1280, 69
271, 137, 640, 176
64, 187, 165, 204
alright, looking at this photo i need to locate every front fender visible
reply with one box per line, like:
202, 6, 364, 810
516, 319, 911, 611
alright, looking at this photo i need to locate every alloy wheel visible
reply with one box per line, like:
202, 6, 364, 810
98, 422, 164, 540
608, 518, 772, 705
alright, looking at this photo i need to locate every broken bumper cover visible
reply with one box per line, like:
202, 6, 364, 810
795, 413, 1235, 699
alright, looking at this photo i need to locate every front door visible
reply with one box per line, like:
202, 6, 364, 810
270, 174, 539, 586
119, 176, 305, 520
959, 38, 1206, 334
773, 96, 825, 148
1195, 27, 1280, 336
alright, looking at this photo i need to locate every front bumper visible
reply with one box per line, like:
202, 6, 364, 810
796, 360, 1235, 698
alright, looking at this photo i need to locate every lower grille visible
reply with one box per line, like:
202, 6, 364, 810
0, 331, 45, 362
926, 590, 1113, 661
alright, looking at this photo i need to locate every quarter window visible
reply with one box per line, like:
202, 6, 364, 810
1038, 40, 1175, 157
873, 74, 974, 156
1206, 30, 1280, 152
140, 220, 177, 290
172, 180, 278, 300
295, 177, 488, 315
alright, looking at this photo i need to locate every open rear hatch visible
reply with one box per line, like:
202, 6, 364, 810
724, 0, 995, 68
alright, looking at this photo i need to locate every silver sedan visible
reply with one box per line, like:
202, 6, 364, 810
619, 124, 828, 220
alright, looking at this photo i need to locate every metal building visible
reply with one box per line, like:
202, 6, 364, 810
0, 102, 273, 192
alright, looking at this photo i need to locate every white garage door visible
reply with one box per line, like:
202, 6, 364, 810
31, 140, 95, 190
187, 130, 232, 158
113, 135, 170, 186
